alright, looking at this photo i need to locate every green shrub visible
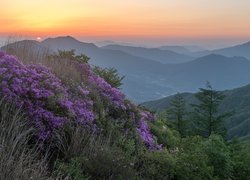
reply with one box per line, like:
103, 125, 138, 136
230, 139, 250, 180
175, 136, 214, 180
141, 150, 176, 179
202, 134, 233, 179
55, 133, 138, 179
55, 157, 91, 180
151, 119, 180, 148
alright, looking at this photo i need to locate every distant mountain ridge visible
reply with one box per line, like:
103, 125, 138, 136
194, 41, 250, 59
159, 54, 250, 92
2, 36, 250, 102
42, 36, 98, 50
102, 44, 194, 64
159, 45, 206, 54
142, 84, 250, 140
212, 41, 250, 59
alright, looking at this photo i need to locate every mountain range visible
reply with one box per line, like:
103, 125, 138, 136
158, 45, 205, 55
141, 84, 250, 140
2, 36, 250, 102
102, 44, 193, 64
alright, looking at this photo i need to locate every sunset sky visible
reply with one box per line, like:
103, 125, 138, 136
1, 0, 250, 48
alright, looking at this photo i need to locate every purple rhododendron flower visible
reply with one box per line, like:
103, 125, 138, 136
0, 51, 94, 141
88, 75, 125, 108
137, 111, 163, 150
0, 51, 161, 150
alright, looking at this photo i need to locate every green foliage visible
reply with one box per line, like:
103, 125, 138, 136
93, 66, 125, 88
141, 150, 176, 179
55, 158, 90, 180
147, 118, 250, 180
54, 123, 141, 179
150, 119, 180, 148
230, 139, 250, 179
175, 136, 214, 180
166, 93, 187, 137
202, 135, 233, 179
143, 84, 250, 140
191, 82, 230, 138
57, 134, 138, 179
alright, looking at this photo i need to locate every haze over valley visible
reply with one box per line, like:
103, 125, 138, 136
2, 36, 250, 102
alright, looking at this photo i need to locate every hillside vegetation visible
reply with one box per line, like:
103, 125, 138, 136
142, 84, 250, 140
0, 49, 250, 179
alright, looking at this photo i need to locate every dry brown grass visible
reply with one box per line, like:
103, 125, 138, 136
3, 37, 50, 64
3, 38, 88, 87
0, 97, 50, 179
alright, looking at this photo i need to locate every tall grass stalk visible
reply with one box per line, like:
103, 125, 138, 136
0, 97, 49, 179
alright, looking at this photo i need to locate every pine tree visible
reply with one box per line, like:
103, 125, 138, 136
191, 82, 230, 138
167, 93, 187, 137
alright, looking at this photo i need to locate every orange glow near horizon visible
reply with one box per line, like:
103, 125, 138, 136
1, 0, 250, 45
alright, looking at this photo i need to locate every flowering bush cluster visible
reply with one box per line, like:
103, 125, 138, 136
0, 51, 94, 140
137, 111, 162, 150
88, 75, 125, 109
65, 58, 125, 110
0, 51, 160, 149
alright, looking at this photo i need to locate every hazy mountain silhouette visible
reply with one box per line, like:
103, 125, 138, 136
212, 41, 250, 59
142, 84, 250, 140
95, 40, 137, 47
102, 44, 193, 64
162, 54, 250, 92
41, 36, 167, 73
159, 45, 206, 55
42, 36, 98, 52
2, 36, 250, 102
194, 41, 250, 59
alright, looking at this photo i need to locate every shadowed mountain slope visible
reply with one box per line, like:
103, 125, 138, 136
142, 84, 250, 140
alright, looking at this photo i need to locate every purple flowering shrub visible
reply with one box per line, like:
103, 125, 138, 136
0, 51, 160, 149
48, 52, 125, 111
0, 51, 94, 141
88, 74, 125, 109
137, 111, 162, 150
119, 101, 161, 150
76, 64, 161, 149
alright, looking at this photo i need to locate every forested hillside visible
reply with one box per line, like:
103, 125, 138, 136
142, 84, 250, 140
